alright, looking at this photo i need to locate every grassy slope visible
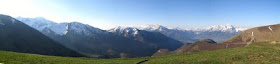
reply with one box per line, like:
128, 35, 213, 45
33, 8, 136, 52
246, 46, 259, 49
1, 42, 280, 64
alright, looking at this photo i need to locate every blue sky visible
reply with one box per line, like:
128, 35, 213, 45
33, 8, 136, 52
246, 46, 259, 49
0, 0, 279, 29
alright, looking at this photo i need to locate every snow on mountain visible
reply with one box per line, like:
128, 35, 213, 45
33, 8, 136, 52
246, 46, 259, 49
193, 24, 248, 33
16, 17, 104, 35
68, 22, 105, 35
16, 17, 56, 31
48, 23, 69, 35
16, 16, 248, 43
136, 24, 169, 31
235, 27, 248, 32
136, 24, 247, 32
109, 26, 184, 51
205, 24, 236, 32
15, 17, 183, 57
109, 26, 139, 37
113, 24, 248, 43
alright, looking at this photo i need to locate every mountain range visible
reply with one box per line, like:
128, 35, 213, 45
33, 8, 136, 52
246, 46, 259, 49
0, 14, 84, 57
135, 24, 246, 43
16, 17, 184, 58
2, 16, 280, 63
152, 23, 280, 57
16, 17, 247, 43
109, 27, 183, 51
224, 24, 280, 44
15, 16, 247, 58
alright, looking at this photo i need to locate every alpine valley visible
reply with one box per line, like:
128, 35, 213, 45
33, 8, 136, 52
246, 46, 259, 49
2, 0, 280, 63
2, 14, 280, 64
15, 16, 247, 58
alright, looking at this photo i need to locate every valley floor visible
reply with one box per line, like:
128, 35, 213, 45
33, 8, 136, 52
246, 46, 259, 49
1, 42, 280, 64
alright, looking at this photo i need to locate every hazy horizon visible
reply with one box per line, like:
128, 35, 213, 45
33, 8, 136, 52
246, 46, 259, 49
0, 0, 279, 29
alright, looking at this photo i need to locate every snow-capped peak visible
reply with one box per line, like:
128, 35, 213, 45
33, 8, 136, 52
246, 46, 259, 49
48, 23, 69, 35
114, 24, 247, 33
235, 27, 247, 32
17, 17, 105, 36
189, 24, 247, 33
206, 24, 236, 32
109, 26, 140, 36
110, 26, 138, 32
136, 24, 168, 31
16, 17, 56, 31
68, 22, 104, 35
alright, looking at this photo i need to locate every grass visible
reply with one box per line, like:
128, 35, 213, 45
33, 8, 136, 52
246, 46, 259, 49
1, 42, 280, 64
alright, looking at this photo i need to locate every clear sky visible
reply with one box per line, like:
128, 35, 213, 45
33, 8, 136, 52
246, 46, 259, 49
0, 0, 279, 29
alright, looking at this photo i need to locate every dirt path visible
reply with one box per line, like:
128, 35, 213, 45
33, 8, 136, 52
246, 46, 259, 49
136, 60, 149, 64
246, 32, 255, 46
